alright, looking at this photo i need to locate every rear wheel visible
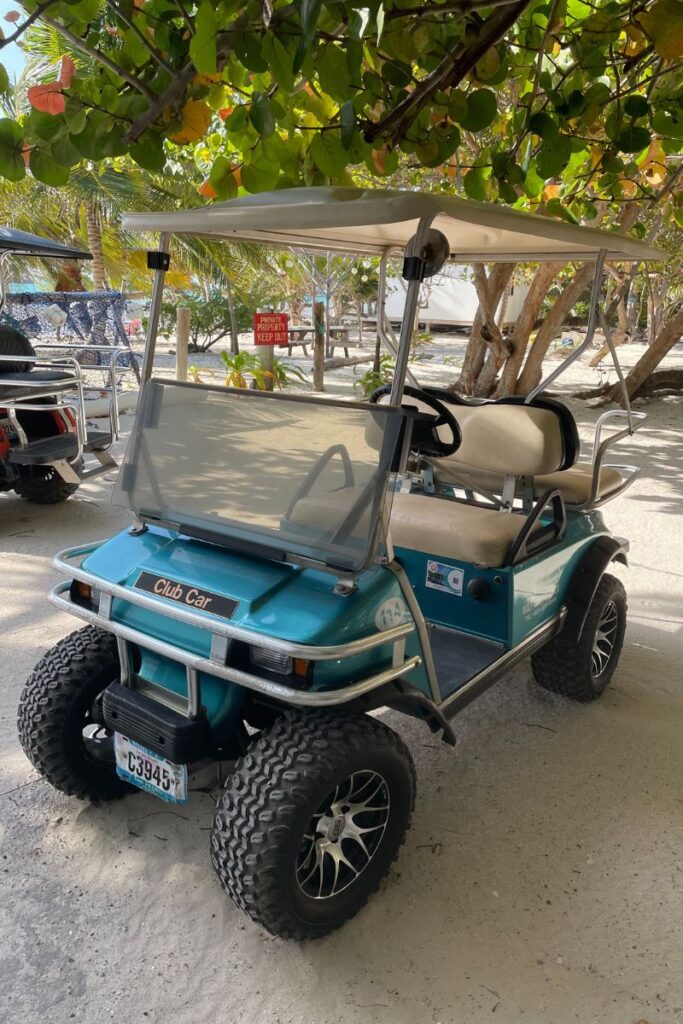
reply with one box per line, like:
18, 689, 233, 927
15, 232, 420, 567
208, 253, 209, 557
17, 625, 130, 800
14, 459, 83, 504
210, 709, 416, 939
532, 573, 627, 701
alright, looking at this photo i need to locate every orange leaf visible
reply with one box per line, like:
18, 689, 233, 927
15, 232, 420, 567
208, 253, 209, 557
218, 107, 233, 121
169, 99, 211, 144
198, 178, 217, 198
233, 167, 242, 187
58, 55, 75, 88
27, 83, 65, 115
371, 147, 387, 174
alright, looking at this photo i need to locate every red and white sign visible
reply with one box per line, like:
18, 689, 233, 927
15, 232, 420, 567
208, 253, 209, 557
253, 312, 289, 347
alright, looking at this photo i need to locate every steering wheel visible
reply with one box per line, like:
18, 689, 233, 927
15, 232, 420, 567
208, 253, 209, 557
369, 384, 461, 457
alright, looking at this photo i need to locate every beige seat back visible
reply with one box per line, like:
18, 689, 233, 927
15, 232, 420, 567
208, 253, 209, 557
444, 403, 567, 477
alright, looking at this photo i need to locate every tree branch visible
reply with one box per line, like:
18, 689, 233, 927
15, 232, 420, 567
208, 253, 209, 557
0, 0, 59, 48
103, 0, 175, 75
386, 0, 525, 16
41, 14, 156, 102
364, 0, 531, 145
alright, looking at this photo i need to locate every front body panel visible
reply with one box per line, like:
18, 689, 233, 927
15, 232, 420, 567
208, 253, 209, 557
81, 527, 430, 737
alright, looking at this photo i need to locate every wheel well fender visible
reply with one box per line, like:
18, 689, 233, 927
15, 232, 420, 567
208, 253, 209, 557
562, 535, 628, 643
347, 679, 456, 747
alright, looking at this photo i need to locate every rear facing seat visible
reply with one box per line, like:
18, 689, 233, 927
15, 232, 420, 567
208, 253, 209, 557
433, 459, 625, 505
0, 323, 78, 400
418, 390, 625, 508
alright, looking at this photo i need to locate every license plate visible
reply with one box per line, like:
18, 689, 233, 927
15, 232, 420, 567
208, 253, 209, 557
114, 733, 188, 805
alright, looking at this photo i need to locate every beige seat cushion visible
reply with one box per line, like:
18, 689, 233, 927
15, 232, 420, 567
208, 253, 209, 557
390, 492, 538, 567
288, 487, 537, 567
431, 458, 623, 506
534, 464, 624, 504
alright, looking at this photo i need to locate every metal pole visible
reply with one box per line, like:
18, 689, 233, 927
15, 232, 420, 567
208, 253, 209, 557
527, 248, 607, 402
598, 308, 635, 431
140, 231, 171, 384
0, 252, 9, 313
389, 215, 434, 405
175, 305, 190, 381
377, 248, 420, 388
325, 252, 331, 357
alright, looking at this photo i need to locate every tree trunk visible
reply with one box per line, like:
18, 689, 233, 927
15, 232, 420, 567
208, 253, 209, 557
577, 307, 683, 404
617, 307, 683, 400
515, 263, 595, 395
313, 300, 325, 391
589, 269, 629, 366
85, 202, 107, 291
494, 261, 563, 396
456, 263, 514, 393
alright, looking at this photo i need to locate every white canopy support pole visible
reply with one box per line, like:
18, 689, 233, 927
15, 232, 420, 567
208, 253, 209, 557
526, 248, 607, 402
140, 231, 171, 384
598, 308, 635, 431
377, 248, 420, 388
390, 215, 434, 406
0, 252, 9, 314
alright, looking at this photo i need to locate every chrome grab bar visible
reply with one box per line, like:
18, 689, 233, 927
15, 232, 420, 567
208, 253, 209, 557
53, 542, 415, 661
50, 580, 421, 713
570, 409, 647, 510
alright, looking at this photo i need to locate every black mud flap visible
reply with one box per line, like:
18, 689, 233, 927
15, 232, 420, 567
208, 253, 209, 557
562, 535, 629, 644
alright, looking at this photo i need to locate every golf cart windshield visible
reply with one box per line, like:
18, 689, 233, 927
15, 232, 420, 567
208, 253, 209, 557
113, 381, 405, 572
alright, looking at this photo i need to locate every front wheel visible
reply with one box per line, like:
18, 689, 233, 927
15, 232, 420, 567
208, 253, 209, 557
210, 709, 416, 940
17, 625, 130, 801
532, 573, 627, 701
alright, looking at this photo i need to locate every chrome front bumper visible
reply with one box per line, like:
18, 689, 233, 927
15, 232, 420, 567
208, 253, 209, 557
50, 543, 422, 718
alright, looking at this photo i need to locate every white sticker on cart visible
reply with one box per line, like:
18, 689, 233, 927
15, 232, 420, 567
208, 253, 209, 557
374, 597, 409, 630
425, 561, 464, 596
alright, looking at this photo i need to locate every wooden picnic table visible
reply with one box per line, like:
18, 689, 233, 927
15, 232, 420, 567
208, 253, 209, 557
286, 324, 354, 357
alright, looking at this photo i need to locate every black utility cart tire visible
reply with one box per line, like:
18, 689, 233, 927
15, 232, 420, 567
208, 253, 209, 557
532, 573, 627, 702
14, 459, 83, 504
211, 709, 416, 940
17, 625, 130, 801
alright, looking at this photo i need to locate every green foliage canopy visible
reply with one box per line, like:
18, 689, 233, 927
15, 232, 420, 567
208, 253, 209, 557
0, 0, 682, 224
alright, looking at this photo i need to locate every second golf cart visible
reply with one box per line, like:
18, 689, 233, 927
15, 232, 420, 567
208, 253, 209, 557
18, 188, 657, 939
0, 228, 128, 503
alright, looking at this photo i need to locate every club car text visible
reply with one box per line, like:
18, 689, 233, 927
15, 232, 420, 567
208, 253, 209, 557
134, 571, 238, 619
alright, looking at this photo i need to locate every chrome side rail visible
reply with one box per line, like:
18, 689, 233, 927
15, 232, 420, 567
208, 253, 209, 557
570, 409, 646, 511
49, 579, 421, 713
53, 542, 416, 662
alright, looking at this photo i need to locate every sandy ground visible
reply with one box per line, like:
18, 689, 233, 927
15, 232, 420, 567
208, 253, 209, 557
1, 339, 682, 1024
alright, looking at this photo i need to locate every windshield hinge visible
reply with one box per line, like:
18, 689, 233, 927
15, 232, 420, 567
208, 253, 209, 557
334, 577, 358, 597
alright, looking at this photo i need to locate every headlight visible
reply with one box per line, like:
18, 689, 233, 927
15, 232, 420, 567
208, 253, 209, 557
70, 580, 102, 610
249, 646, 310, 680
249, 646, 293, 675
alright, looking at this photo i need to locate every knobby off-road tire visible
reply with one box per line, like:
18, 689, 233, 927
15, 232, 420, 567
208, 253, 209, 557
14, 459, 83, 504
211, 709, 416, 940
18, 625, 130, 800
531, 573, 627, 702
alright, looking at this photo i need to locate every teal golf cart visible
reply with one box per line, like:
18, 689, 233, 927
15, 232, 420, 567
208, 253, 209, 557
18, 189, 658, 939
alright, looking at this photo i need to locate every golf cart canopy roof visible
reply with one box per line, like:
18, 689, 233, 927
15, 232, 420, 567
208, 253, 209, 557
0, 226, 91, 260
122, 186, 661, 263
